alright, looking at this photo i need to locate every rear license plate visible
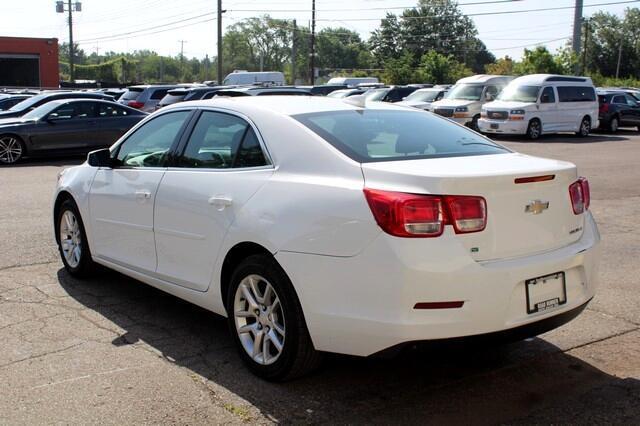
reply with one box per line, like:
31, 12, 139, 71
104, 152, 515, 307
525, 272, 567, 314
490, 123, 499, 129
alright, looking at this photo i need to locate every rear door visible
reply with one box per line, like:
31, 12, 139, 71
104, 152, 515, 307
537, 86, 559, 131
153, 109, 274, 291
94, 103, 140, 147
89, 110, 192, 272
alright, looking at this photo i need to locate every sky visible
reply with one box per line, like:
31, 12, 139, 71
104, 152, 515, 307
1, 0, 635, 62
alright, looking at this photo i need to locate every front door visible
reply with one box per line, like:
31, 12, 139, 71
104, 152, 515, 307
153, 110, 273, 291
88, 110, 192, 272
29, 101, 97, 152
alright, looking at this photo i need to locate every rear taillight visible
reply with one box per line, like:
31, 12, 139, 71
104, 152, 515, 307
599, 103, 609, 114
569, 177, 590, 214
363, 189, 486, 238
127, 100, 144, 109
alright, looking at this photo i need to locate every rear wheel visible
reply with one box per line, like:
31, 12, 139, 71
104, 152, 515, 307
526, 119, 542, 140
576, 116, 591, 137
227, 254, 323, 381
56, 199, 97, 278
0, 135, 25, 165
609, 116, 619, 133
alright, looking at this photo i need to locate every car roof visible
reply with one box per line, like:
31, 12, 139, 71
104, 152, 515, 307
172, 95, 408, 116
456, 74, 514, 84
511, 74, 593, 85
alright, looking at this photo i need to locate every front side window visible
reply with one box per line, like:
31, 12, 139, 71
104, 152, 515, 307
540, 87, 556, 103
612, 95, 626, 104
179, 111, 267, 169
115, 111, 190, 167
293, 110, 509, 163
625, 95, 638, 107
49, 102, 96, 120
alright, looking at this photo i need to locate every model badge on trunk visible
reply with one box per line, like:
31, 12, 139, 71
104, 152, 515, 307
525, 200, 549, 215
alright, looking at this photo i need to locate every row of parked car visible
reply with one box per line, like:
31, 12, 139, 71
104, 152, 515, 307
1, 73, 634, 165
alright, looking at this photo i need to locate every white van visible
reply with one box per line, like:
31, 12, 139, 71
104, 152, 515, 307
429, 75, 514, 130
326, 77, 379, 87
478, 74, 599, 139
222, 71, 285, 86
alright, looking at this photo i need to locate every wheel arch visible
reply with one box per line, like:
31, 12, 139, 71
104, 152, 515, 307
220, 241, 276, 313
53, 191, 76, 244
0, 132, 27, 155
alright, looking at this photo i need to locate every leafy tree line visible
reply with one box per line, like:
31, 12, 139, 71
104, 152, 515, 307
59, 1, 640, 87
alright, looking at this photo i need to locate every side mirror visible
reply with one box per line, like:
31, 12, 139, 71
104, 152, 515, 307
87, 148, 113, 168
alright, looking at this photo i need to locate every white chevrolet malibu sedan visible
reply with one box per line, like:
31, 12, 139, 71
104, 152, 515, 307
53, 96, 600, 380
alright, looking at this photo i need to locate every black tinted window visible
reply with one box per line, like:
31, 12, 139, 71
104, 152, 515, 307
541, 87, 555, 103
50, 102, 96, 119
116, 111, 190, 167
294, 110, 509, 163
557, 86, 596, 102
179, 111, 266, 169
97, 103, 130, 117
151, 89, 169, 100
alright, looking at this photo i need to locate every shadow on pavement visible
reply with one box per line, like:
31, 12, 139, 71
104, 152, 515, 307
56, 268, 640, 424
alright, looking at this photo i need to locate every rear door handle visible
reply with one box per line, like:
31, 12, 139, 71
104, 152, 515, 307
208, 195, 233, 210
135, 190, 151, 200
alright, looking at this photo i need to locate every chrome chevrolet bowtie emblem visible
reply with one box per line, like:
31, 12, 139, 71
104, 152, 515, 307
525, 200, 549, 214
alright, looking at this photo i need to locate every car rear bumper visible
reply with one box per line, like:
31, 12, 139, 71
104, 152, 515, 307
276, 212, 600, 356
478, 118, 528, 134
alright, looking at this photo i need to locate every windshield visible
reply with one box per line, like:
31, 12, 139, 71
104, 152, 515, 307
8, 93, 50, 112
293, 109, 509, 163
445, 84, 484, 101
405, 89, 441, 102
365, 89, 390, 102
498, 85, 541, 103
21, 101, 61, 120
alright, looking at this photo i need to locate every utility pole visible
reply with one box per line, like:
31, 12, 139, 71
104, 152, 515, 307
217, 0, 225, 85
310, 0, 316, 85
616, 40, 623, 79
572, 0, 583, 56
179, 40, 187, 79
56, 1, 82, 82
581, 19, 589, 75
291, 19, 297, 84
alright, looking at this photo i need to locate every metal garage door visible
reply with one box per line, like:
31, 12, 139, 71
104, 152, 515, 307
0, 54, 40, 87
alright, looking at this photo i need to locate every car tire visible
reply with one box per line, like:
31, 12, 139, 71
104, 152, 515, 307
609, 116, 619, 133
56, 199, 98, 278
226, 254, 323, 381
0, 134, 25, 165
470, 115, 480, 132
576, 116, 591, 137
526, 119, 542, 140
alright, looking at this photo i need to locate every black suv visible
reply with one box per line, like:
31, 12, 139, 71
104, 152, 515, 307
597, 90, 640, 132
0, 91, 114, 119
364, 86, 419, 103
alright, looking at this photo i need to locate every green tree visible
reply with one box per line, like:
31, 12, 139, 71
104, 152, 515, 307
419, 50, 472, 84
513, 46, 563, 75
382, 52, 419, 84
369, 14, 402, 67
485, 56, 515, 75
316, 28, 371, 70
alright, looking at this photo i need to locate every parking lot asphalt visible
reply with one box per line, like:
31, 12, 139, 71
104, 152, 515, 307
1, 130, 639, 424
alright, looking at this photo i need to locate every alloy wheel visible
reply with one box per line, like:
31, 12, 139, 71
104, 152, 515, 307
528, 121, 541, 139
233, 274, 286, 365
610, 117, 619, 133
580, 119, 590, 136
0, 136, 22, 164
60, 210, 82, 268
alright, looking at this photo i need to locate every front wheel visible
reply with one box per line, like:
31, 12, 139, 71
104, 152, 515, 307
227, 254, 323, 381
576, 117, 591, 137
56, 199, 97, 278
526, 119, 542, 140
0, 135, 25, 165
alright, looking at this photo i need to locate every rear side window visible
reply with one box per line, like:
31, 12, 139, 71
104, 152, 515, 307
97, 104, 130, 117
179, 111, 267, 169
150, 89, 169, 100
50, 102, 96, 119
293, 110, 509, 163
557, 86, 596, 102
121, 88, 143, 101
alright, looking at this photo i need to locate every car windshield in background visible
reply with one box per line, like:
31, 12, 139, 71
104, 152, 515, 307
445, 84, 484, 101
8, 93, 49, 112
365, 89, 390, 102
121, 89, 143, 100
160, 92, 187, 105
498, 85, 541, 103
405, 90, 440, 102
21, 102, 61, 120
293, 109, 509, 163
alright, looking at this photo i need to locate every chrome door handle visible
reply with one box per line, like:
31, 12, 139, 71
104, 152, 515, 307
135, 190, 151, 199
208, 195, 233, 210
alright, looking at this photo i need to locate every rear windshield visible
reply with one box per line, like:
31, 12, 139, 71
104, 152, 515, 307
293, 109, 509, 163
159, 92, 187, 105
405, 89, 441, 102
121, 88, 143, 101
8, 93, 49, 111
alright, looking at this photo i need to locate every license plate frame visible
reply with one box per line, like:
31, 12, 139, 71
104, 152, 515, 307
525, 271, 567, 314
490, 123, 499, 129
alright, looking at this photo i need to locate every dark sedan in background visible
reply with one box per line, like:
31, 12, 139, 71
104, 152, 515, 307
0, 91, 115, 119
0, 94, 32, 111
0, 99, 146, 165
597, 90, 640, 132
